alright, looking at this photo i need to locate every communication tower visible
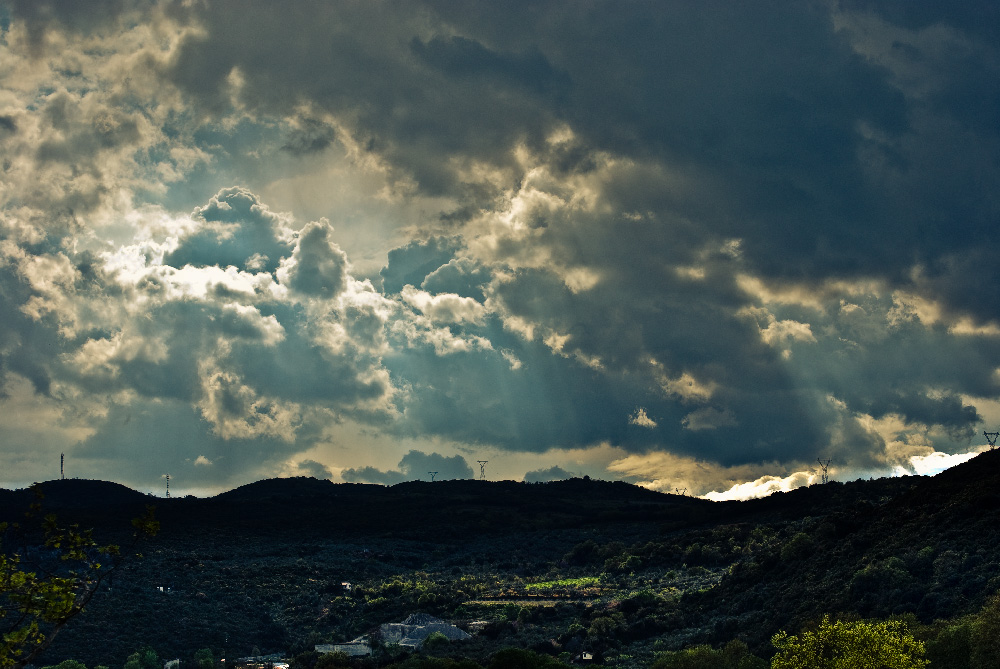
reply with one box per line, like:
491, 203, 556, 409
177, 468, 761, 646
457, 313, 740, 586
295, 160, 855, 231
477, 460, 488, 480
164, 474, 170, 498
61, 453, 65, 480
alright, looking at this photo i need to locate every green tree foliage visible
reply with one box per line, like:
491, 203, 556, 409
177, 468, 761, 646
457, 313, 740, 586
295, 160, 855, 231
652, 640, 766, 668
41, 661, 89, 669
0, 490, 158, 669
385, 657, 483, 669
925, 621, 972, 669
771, 615, 927, 669
122, 646, 160, 669
779, 533, 814, 562
969, 593, 1000, 669
193, 648, 215, 669
313, 652, 352, 669
422, 631, 450, 651
486, 648, 567, 668
289, 650, 321, 669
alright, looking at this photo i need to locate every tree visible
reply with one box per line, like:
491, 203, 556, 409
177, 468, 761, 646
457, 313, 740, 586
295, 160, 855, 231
194, 648, 216, 669
123, 646, 160, 669
42, 661, 89, 669
969, 593, 1000, 669
422, 631, 450, 651
771, 615, 928, 669
486, 649, 567, 668
0, 488, 158, 669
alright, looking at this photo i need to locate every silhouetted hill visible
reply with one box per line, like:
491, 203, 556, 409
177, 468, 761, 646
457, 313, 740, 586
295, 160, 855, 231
0, 478, 152, 509
2, 454, 998, 666
695, 450, 1000, 649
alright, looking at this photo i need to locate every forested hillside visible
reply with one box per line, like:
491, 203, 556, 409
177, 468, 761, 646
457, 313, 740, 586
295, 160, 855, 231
2, 451, 999, 668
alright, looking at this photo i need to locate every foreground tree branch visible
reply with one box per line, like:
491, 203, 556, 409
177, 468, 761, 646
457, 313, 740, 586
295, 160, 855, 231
0, 486, 159, 669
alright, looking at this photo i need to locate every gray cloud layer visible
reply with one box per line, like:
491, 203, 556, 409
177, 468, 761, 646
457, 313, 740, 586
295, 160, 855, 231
1, 0, 998, 495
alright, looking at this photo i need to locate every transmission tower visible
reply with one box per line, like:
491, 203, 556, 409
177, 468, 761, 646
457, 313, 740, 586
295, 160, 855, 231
817, 458, 832, 485
428, 471, 438, 482
60, 453, 65, 480
477, 460, 488, 480
985, 431, 999, 451
674, 487, 687, 496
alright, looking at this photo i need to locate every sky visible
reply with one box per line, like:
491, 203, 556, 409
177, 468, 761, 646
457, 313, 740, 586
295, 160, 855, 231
0, 0, 998, 500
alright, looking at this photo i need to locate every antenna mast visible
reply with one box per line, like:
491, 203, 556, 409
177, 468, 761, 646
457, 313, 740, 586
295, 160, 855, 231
428, 471, 438, 482
60, 453, 65, 480
477, 460, 488, 481
985, 431, 999, 451
817, 458, 832, 485
164, 474, 170, 498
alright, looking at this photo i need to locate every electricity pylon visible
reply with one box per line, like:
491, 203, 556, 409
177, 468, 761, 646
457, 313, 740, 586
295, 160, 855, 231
817, 458, 832, 485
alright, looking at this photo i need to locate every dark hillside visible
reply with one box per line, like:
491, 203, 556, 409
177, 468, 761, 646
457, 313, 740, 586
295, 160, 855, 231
695, 450, 1000, 651
1, 456, 998, 667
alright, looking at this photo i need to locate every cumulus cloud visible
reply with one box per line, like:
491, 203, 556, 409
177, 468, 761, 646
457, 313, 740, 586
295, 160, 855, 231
342, 450, 473, 484
295, 458, 333, 479
524, 465, 576, 483
165, 187, 294, 274
278, 219, 349, 299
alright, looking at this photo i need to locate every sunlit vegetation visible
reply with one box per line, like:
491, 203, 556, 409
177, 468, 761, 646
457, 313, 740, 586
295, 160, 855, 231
524, 577, 599, 591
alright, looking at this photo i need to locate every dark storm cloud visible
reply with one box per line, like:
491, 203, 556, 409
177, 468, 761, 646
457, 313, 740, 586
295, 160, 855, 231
3, 0, 999, 492
341, 450, 473, 484
8, 0, 143, 52
410, 35, 570, 98
164, 0, 998, 316
839, 0, 1000, 43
